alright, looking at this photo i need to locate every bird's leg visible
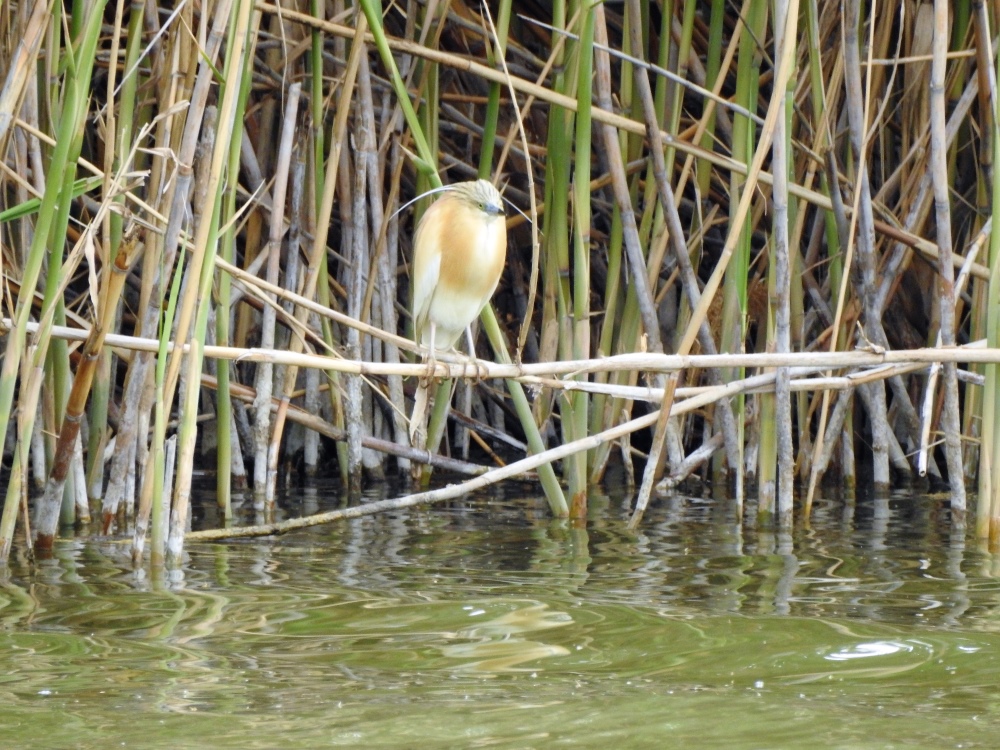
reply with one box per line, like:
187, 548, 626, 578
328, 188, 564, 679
464, 326, 489, 384
422, 322, 439, 385
410, 323, 437, 448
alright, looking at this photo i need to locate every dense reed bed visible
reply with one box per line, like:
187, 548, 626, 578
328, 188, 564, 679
1, 0, 999, 566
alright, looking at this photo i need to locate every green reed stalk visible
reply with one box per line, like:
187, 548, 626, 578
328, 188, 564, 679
725, 0, 768, 492
85, 324, 111, 505
541, 0, 573, 423
698, 0, 726, 197
310, 0, 325, 207
980, 251, 1000, 540
359, 0, 435, 175
46, 294, 73, 527
802, 0, 850, 513
965, 209, 988, 477
148, 245, 188, 566
976, 31, 1000, 538
588, 199, 624, 480
477, 0, 511, 177
216, 27, 258, 517
565, 3, 595, 509
665, 0, 696, 177
959, 0, 983, 477
310, 0, 347, 484
416, 10, 450, 468
215, 242, 234, 515
630, 0, 659, 243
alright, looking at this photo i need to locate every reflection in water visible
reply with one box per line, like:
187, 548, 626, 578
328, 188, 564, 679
0, 486, 999, 747
440, 602, 572, 671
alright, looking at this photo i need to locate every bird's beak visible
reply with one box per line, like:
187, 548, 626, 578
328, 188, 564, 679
485, 203, 504, 216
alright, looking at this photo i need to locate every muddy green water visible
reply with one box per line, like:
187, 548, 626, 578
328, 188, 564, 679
1, 487, 998, 748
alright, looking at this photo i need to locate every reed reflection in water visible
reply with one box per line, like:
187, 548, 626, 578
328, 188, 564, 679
0, 487, 996, 748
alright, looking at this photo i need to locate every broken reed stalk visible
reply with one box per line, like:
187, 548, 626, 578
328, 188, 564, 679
18, 316, 1000, 376
5, 314, 994, 471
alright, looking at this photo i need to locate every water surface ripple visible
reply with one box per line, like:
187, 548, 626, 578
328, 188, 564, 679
1, 488, 999, 748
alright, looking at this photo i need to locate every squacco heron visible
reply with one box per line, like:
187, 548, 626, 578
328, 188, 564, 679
409, 179, 507, 444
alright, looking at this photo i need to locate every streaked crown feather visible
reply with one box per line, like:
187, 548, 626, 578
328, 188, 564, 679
449, 179, 504, 216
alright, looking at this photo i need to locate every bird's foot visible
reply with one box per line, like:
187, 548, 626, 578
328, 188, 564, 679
458, 352, 489, 385
473, 357, 490, 385
421, 352, 439, 387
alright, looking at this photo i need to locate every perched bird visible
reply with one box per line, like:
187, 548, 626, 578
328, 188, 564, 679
409, 179, 507, 445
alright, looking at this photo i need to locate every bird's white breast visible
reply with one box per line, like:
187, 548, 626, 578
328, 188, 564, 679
428, 215, 506, 349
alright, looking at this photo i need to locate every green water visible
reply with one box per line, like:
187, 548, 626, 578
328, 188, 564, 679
1, 488, 998, 748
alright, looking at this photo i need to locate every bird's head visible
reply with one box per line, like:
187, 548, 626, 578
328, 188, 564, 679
451, 179, 505, 218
